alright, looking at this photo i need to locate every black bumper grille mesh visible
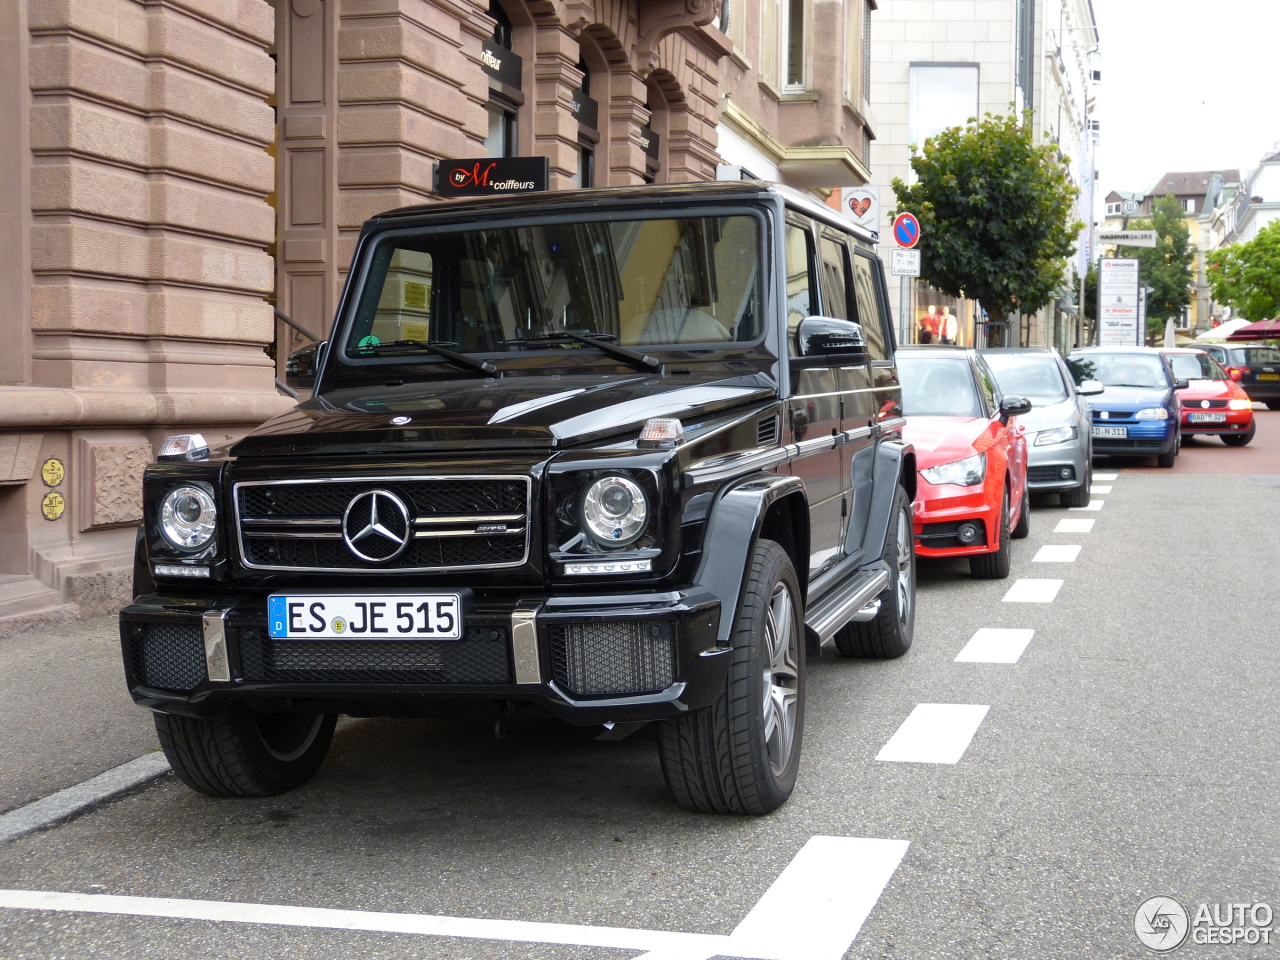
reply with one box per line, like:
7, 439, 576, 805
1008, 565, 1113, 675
127, 622, 206, 692
917, 520, 987, 550
1028, 465, 1074, 482
240, 480, 526, 519
237, 625, 510, 684
549, 622, 676, 697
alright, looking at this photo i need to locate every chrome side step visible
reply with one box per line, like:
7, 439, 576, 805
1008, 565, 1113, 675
804, 568, 889, 644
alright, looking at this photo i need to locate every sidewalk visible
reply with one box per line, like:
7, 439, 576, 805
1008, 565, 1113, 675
0, 615, 158, 815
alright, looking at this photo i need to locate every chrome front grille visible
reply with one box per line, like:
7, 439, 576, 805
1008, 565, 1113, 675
234, 476, 531, 573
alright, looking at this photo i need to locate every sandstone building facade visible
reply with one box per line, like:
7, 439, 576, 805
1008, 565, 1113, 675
0, 0, 875, 627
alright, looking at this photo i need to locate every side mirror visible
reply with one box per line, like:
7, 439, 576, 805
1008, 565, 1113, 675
285, 341, 324, 390
796, 316, 867, 358
1077, 379, 1104, 396
999, 395, 1033, 422
1174, 378, 1190, 390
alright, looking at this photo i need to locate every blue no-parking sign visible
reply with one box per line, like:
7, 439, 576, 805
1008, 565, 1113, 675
892, 212, 921, 248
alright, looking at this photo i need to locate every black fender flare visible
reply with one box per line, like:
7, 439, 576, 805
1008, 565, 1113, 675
693, 473, 808, 649
858, 437, 916, 561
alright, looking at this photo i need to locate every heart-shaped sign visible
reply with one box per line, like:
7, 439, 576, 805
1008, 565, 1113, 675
849, 197, 872, 218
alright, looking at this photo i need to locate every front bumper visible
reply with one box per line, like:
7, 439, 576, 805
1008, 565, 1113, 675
120, 587, 724, 725
1180, 408, 1253, 435
1025, 434, 1089, 492
912, 482, 999, 558
1089, 421, 1176, 458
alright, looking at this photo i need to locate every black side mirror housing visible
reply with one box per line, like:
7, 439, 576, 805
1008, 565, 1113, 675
796, 316, 868, 358
999, 394, 1033, 422
285, 341, 324, 391
1174, 378, 1190, 390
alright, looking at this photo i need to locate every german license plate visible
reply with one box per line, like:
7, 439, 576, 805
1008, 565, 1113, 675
1189, 412, 1226, 423
268, 594, 462, 640
1257, 373, 1279, 381
1092, 425, 1128, 438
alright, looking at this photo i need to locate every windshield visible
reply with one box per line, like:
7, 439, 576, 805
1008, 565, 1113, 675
1166, 352, 1221, 380
982, 354, 1068, 404
1068, 353, 1169, 389
342, 215, 761, 359
898, 357, 983, 417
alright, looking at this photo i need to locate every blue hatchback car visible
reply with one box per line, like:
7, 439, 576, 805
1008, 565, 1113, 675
1066, 346, 1188, 468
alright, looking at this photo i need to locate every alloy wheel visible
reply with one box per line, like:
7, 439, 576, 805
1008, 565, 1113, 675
761, 582, 800, 778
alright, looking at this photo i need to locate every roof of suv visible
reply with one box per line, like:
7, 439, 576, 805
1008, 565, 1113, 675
368, 181, 878, 244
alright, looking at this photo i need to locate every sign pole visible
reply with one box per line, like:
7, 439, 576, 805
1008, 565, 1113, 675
900, 276, 911, 345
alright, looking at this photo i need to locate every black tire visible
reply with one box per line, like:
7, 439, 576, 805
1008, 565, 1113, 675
1011, 487, 1031, 539
1156, 431, 1179, 468
154, 704, 336, 798
657, 539, 804, 815
1265, 400, 1280, 411
833, 485, 915, 659
1222, 421, 1256, 446
969, 490, 1012, 579
1060, 478, 1091, 508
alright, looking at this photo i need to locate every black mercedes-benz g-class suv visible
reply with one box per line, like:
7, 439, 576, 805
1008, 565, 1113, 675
121, 181, 917, 815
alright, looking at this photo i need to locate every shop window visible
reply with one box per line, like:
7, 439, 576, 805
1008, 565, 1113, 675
572, 56, 600, 187
483, 1, 523, 160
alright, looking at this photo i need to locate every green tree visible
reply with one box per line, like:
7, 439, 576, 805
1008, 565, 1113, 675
1111, 194, 1193, 340
1207, 219, 1280, 321
892, 111, 1082, 347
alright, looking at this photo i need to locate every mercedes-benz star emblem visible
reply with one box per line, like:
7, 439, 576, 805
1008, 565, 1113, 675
342, 489, 411, 562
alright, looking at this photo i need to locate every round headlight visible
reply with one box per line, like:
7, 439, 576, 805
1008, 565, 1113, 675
160, 485, 217, 549
580, 476, 648, 547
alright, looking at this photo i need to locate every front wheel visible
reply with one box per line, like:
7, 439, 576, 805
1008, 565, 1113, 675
970, 490, 1012, 579
834, 485, 915, 659
1222, 421, 1256, 446
154, 704, 336, 797
1156, 431, 1179, 468
657, 539, 804, 815
1011, 487, 1031, 539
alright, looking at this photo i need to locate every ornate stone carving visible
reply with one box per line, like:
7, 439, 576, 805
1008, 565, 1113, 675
635, 0, 722, 77
80, 438, 152, 530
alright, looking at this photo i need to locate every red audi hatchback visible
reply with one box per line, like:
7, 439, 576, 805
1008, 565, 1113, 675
1160, 348, 1256, 446
897, 347, 1032, 579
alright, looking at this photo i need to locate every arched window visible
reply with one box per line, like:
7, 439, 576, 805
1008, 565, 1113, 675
572, 50, 603, 187
643, 81, 669, 184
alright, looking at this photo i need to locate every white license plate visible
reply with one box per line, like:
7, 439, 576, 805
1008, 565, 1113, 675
1188, 412, 1226, 423
1092, 425, 1128, 438
268, 594, 462, 640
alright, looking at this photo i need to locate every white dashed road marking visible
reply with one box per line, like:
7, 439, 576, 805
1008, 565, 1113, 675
1033, 545, 1081, 563
955, 628, 1036, 664
1054, 518, 1095, 533
0, 837, 911, 960
0, 754, 171, 844
875, 704, 990, 764
1002, 579, 1063, 603
1093, 472, 1119, 480
1089, 485, 1112, 494
1068, 499, 1104, 511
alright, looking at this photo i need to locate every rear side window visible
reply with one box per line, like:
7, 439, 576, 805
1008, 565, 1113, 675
849, 252, 890, 361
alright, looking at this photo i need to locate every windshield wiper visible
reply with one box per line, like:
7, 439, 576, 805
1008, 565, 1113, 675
507, 330, 661, 374
353, 340, 500, 378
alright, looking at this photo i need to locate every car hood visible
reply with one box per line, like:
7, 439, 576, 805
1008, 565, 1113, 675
902, 416, 998, 468
229, 373, 777, 457
1178, 379, 1245, 402
1088, 385, 1170, 409
1015, 398, 1077, 431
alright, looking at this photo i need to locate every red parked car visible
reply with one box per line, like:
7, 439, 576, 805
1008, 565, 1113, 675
1160, 347, 1256, 446
897, 347, 1032, 579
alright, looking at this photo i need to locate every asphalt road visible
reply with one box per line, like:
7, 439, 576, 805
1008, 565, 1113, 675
2, 411, 1278, 959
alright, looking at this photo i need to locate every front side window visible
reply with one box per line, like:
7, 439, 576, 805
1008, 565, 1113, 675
898, 357, 983, 418
343, 215, 762, 360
